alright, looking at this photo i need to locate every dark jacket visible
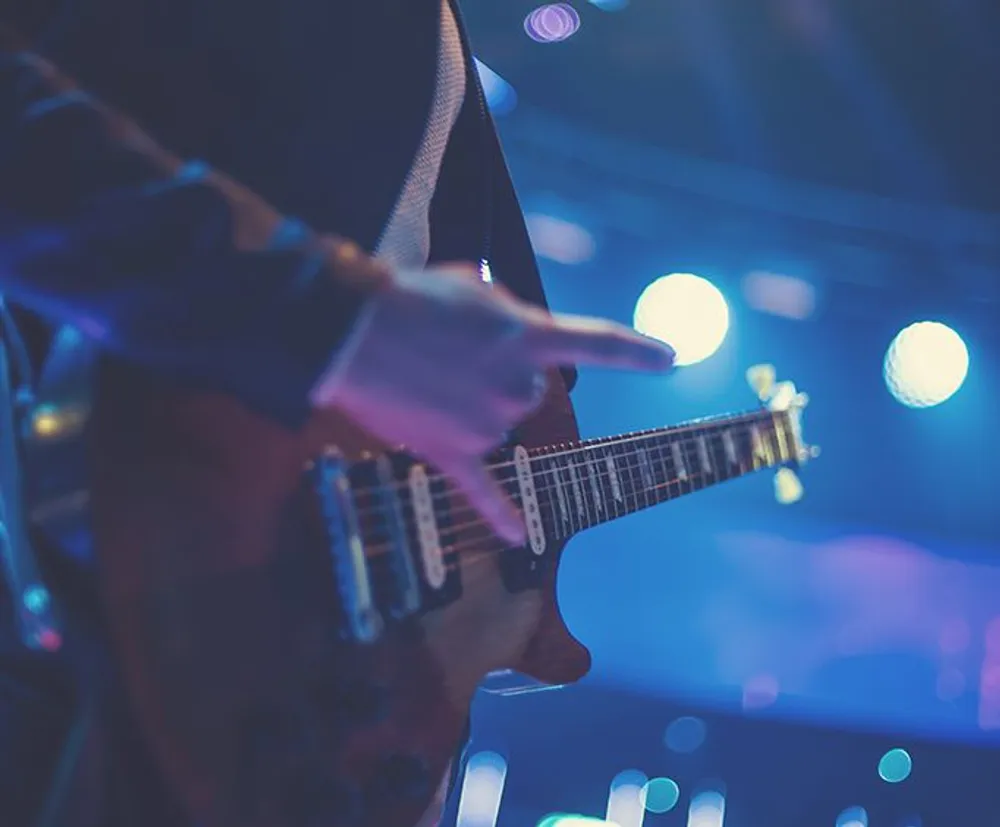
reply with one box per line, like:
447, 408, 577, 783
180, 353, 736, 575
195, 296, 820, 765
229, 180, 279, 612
0, 3, 574, 823
0, 0, 571, 426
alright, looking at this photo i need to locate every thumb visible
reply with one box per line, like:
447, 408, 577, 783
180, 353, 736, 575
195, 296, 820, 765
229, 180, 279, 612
436, 453, 527, 547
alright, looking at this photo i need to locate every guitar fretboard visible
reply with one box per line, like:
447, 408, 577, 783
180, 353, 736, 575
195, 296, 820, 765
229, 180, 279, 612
492, 409, 796, 541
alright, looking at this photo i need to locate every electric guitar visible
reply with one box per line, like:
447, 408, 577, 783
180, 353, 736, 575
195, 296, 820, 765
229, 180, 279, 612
19, 329, 814, 827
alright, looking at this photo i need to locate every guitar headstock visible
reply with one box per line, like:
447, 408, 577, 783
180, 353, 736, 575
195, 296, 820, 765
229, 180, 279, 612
746, 364, 820, 505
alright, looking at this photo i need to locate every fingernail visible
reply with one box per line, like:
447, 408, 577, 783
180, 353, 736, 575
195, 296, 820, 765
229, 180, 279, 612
648, 339, 676, 368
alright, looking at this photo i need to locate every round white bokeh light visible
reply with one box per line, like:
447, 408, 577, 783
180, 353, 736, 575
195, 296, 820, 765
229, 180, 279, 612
633, 273, 730, 366
884, 321, 969, 408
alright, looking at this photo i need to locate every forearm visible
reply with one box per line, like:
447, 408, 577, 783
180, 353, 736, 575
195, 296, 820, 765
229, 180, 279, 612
0, 27, 389, 426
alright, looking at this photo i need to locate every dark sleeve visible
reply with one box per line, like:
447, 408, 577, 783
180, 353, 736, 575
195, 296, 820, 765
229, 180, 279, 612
0, 29, 390, 427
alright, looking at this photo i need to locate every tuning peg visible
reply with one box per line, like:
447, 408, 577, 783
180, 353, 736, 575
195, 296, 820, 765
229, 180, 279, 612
774, 468, 803, 505
746, 364, 776, 401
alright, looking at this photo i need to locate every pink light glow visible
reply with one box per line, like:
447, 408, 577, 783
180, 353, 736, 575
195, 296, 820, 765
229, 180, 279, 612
524, 4, 581, 43
742, 673, 780, 710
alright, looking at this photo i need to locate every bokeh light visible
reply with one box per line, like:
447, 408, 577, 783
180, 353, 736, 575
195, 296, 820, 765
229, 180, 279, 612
742, 673, 781, 709
642, 777, 680, 814
456, 751, 507, 827
836, 806, 868, 827
634, 273, 730, 366
525, 213, 597, 264
877, 747, 913, 783
606, 769, 647, 827
664, 716, 707, 753
742, 270, 816, 320
525, 4, 581, 43
883, 321, 969, 408
688, 790, 726, 827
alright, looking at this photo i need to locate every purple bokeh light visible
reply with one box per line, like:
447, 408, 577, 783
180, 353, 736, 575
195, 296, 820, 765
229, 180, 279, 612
524, 3, 581, 44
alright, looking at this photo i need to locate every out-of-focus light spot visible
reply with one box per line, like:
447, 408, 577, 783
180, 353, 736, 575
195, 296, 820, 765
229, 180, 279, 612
664, 716, 707, 754
456, 751, 507, 827
984, 616, 1000, 654
936, 667, 966, 701
525, 4, 581, 43
633, 273, 729, 366
938, 618, 971, 654
35, 628, 63, 652
877, 748, 912, 783
836, 806, 868, 827
642, 778, 680, 814
589, 0, 629, 9
742, 271, 816, 320
474, 59, 517, 116
688, 790, 725, 827
31, 404, 65, 438
741, 673, 780, 709
22, 585, 51, 614
538, 818, 621, 827
606, 769, 647, 827
525, 214, 596, 264
977, 660, 1000, 730
884, 321, 968, 408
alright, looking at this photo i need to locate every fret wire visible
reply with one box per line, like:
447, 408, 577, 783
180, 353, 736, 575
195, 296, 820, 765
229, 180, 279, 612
536, 456, 559, 537
580, 455, 591, 529
566, 453, 584, 531
621, 439, 640, 515
708, 430, 730, 483
597, 444, 620, 521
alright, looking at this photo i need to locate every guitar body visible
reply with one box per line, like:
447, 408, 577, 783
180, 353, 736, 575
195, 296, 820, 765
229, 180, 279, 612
26, 333, 589, 827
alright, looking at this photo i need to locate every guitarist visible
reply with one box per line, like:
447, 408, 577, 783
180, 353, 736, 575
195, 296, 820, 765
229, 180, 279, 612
0, 0, 675, 824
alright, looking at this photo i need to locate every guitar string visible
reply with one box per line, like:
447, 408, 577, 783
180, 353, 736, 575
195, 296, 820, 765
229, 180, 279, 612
346, 426, 788, 557
356, 452, 782, 561
347, 416, 786, 520
349, 469, 712, 602
342, 462, 767, 614
296, 418, 787, 614
384, 431, 774, 533
342, 412, 783, 512
319, 453, 787, 620
333, 409, 779, 500
344, 410, 776, 500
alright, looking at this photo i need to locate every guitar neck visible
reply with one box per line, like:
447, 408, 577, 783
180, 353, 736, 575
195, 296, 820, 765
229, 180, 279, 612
497, 408, 798, 541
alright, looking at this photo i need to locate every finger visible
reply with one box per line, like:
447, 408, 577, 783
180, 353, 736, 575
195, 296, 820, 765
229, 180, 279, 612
526, 314, 676, 372
424, 261, 484, 280
435, 453, 527, 546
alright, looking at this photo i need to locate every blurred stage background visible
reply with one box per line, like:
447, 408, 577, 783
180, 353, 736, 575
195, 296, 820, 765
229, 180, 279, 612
443, 1, 1000, 824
